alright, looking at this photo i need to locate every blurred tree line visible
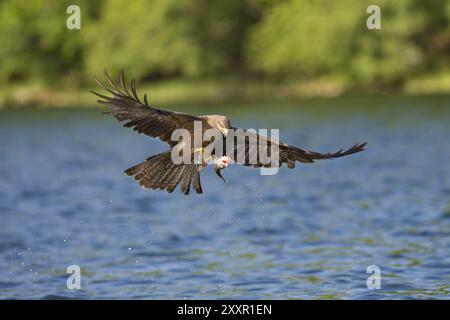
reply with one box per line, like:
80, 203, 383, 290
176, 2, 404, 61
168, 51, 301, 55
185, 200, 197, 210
0, 0, 449, 90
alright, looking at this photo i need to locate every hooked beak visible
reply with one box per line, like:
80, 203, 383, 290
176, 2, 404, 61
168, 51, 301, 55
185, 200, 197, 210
219, 127, 228, 136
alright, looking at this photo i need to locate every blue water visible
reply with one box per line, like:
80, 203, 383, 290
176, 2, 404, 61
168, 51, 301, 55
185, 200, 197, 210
1, 96, 450, 299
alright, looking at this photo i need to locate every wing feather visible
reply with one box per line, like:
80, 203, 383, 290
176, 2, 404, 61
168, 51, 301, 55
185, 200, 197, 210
92, 69, 205, 146
167, 166, 186, 193
180, 166, 194, 195
192, 166, 203, 194
226, 128, 366, 169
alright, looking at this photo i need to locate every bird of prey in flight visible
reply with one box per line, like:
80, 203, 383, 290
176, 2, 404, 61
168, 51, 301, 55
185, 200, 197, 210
92, 70, 366, 195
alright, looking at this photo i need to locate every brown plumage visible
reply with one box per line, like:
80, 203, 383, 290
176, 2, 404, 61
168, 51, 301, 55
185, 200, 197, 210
92, 70, 367, 195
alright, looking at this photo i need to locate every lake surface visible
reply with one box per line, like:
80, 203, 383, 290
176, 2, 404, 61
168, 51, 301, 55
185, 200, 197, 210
1, 95, 450, 299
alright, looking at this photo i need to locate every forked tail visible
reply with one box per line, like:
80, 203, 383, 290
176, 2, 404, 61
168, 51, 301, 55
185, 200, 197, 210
125, 151, 203, 194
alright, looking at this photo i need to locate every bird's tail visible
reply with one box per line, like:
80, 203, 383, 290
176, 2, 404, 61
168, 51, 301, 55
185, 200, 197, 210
124, 151, 203, 194
292, 142, 367, 163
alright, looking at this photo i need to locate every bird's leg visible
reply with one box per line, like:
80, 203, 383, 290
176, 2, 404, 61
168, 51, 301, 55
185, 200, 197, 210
193, 147, 204, 164
214, 165, 227, 184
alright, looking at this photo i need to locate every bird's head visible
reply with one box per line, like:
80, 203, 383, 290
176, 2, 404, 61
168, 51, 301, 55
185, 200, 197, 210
204, 115, 231, 135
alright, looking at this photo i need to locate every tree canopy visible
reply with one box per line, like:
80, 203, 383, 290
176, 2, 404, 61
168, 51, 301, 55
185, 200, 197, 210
0, 0, 449, 89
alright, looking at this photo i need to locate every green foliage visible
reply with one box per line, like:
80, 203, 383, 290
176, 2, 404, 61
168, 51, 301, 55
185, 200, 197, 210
0, 0, 96, 84
83, 0, 255, 80
247, 0, 449, 85
347, 0, 428, 85
247, 0, 365, 77
0, 0, 448, 89
84, 0, 198, 79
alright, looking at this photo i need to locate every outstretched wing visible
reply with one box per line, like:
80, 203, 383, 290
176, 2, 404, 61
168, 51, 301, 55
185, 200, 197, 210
225, 128, 366, 168
92, 69, 203, 147
279, 141, 367, 168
